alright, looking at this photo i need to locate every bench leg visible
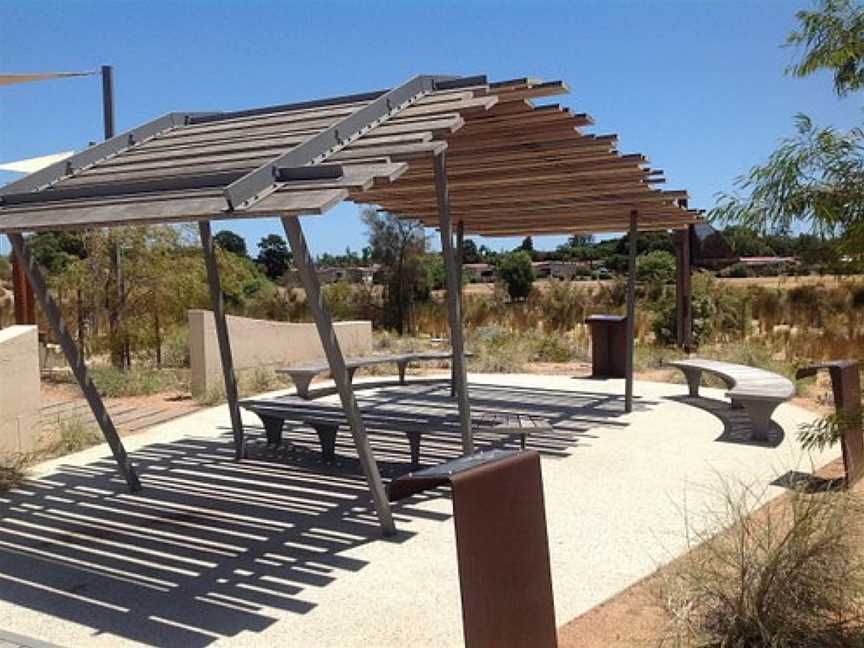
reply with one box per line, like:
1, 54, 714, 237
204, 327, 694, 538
739, 399, 780, 442
520, 433, 527, 450
259, 414, 284, 445
405, 431, 421, 466
293, 375, 314, 399
730, 397, 745, 410
310, 423, 339, 462
397, 361, 408, 385
347, 367, 357, 384
680, 368, 702, 397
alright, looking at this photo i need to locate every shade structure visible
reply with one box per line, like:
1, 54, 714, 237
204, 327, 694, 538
0, 72, 96, 87
0, 74, 701, 235
0, 73, 701, 536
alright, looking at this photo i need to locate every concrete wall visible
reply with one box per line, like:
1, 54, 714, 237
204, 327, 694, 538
0, 326, 42, 454
189, 310, 373, 397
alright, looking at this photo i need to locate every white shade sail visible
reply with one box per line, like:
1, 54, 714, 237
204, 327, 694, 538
0, 151, 75, 174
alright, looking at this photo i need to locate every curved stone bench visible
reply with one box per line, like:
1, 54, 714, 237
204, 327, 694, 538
666, 358, 795, 442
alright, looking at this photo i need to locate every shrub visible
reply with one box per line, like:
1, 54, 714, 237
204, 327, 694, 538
468, 326, 531, 372
161, 327, 190, 368
90, 366, 183, 397
636, 250, 676, 284
660, 480, 864, 647
0, 453, 29, 493
530, 332, 577, 362
497, 251, 534, 301
530, 281, 588, 331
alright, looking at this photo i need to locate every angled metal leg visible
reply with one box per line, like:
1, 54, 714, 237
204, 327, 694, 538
8, 233, 141, 491
282, 215, 396, 535
199, 221, 245, 460
434, 151, 473, 455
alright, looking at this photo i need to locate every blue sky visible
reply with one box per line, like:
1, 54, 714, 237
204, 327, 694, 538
1, 0, 860, 258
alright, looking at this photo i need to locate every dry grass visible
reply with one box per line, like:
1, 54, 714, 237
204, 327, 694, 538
0, 453, 29, 493
657, 479, 864, 647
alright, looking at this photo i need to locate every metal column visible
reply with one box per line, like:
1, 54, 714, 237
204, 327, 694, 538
281, 215, 396, 535
199, 221, 245, 460
675, 220, 692, 351
8, 233, 141, 491
452, 220, 465, 397
434, 152, 473, 455
624, 210, 638, 413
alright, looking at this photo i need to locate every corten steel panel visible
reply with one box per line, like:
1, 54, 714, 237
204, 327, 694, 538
586, 315, 626, 378
388, 450, 557, 648
797, 360, 864, 485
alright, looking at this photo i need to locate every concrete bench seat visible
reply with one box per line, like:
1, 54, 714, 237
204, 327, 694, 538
275, 350, 470, 399
666, 358, 795, 441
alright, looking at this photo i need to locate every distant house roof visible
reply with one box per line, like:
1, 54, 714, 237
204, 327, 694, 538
0, 74, 701, 237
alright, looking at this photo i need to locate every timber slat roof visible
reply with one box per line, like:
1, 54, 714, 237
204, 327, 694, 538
0, 74, 702, 235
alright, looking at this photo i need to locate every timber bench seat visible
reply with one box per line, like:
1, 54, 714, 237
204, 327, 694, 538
239, 399, 547, 465
276, 350, 470, 399
240, 399, 431, 464
666, 358, 795, 441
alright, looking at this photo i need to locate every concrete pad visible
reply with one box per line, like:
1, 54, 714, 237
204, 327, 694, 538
0, 374, 838, 647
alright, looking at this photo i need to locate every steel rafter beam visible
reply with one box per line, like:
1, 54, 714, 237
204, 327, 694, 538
0, 111, 217, 196
0, 164, 344, 206
7, 233, 141, 491
224, 74, 482, 210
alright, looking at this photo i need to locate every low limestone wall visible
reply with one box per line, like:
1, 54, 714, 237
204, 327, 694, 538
0, 325, 42, 454
189, 310, 373, 397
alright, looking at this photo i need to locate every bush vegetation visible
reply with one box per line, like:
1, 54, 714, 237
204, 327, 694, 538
659, 479, 864, 647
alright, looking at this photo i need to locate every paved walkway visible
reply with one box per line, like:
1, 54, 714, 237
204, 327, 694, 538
0, 374, 837, 647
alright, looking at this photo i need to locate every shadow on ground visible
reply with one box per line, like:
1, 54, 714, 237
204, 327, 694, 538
0, 380, 651, 646
666, 394, 785, 448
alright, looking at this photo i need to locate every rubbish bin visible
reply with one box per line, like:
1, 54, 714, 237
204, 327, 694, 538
585, 314, 627, 378
796, 359, 863, 486
388, 449, 557, 648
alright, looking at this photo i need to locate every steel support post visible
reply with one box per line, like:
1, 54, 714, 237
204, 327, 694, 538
199, 221, 245, 460
624, 210, 638, 413
452, 220, 465, 396
434, 152, 473, 454
281, 215, 396, 535
675, 222, 692, 351
7, 233, 141, 491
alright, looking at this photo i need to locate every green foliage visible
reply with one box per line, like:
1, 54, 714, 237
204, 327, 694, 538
798, 408, 863, 452
90, 366, 185, 398
660, 478, 864, 647
214, 230, 248, 257
497, 251, 535, 301
0, 255, 10, 281
422, 254, 447, 292
28, 231, 87, 273
256, 234, 292, 280
712, 115, 864, 254
462, 238, 481, 264
530, 280, 588, 331
361, 208, 428, 334
787, 0, 864, 96
636, 250, 676, 284
0, 453, 29, 493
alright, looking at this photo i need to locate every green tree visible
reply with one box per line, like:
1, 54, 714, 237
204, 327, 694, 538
361, 208, 427, 333
0, 255, 10, 281
787, 0, 864, 96
214, 230, 248, 257
498, 251, 534, 301
713, 0, 864, 253
256, 234, 292, 280
636, 250, 677, 284
462, 238, 481, 264
721, 225, 776, 257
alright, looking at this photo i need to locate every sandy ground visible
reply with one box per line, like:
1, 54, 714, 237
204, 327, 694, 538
0, 373, 837, 647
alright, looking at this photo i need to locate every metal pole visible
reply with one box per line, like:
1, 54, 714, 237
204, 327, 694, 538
434, 151, 473, 454
624, 210, 638, 413
281, 215, 396, 536
452, 220, 465, 396
8, 233, 141, 491
101, 65, 115, 140
199, 221, 245, 460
